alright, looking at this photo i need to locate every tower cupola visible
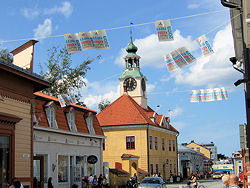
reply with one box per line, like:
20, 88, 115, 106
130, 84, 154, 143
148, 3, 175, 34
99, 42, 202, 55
124, 37, 141, 69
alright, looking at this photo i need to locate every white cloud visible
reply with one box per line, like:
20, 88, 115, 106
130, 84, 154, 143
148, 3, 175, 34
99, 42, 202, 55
168, 106, 183, 119
171, 121, 187, 131
21, 8, 39, 20
115, 30, 198, 68
187, 4, 200, 9
173, 24, 242, 88
80, 79, 120, 110
33, 18, 52, 40
44, 2, 73, 18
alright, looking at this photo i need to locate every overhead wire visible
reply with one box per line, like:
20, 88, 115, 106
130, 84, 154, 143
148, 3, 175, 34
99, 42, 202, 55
0, 9, 228, 43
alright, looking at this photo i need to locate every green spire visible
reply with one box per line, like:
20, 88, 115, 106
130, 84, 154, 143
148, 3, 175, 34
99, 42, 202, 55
126, 37, 138, 53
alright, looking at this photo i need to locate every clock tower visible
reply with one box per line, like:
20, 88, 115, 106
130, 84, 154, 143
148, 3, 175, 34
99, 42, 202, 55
119, 38, 148, 109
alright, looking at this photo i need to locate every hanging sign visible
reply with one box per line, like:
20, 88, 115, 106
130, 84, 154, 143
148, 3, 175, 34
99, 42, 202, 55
58, 95, 66, 107
221, 87, 228, 100
199, 89, 205, 102
177, 47, 196, 64
79, 32, 94, 50
196, 35, 214, 56
155, 19, 174, 41
190, 87, 228, 102
205, 89, 215, 102
69, 93, 78, 104
64, 33, 82, 53
214, 88, 222, 101
164, 54, 177, 72
62, 94, 71, 105
87, 155, 98, 164
171, 50, 187, 68
90, 30, 110, 49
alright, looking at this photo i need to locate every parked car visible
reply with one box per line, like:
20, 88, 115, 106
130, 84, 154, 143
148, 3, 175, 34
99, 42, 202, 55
138, 177, 166, 188
212, 172, 223, 179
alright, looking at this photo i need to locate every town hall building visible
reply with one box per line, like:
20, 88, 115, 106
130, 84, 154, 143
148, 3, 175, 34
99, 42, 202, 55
97, 38, 179, 181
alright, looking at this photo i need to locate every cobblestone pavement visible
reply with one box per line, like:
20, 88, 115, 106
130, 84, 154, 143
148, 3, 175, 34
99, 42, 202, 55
166, 179, 223, 188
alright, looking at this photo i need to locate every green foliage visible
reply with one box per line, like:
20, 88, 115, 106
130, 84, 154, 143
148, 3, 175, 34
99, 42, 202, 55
98, 99, 111, 111
40, 46, 92, 106
0, 48, 13, 63
217, 153, 227, 160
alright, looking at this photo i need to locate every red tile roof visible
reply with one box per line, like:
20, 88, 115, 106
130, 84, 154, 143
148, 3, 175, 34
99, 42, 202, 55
34, 92, 104, 136
97, 94, 156, 126
97, 94, 178, 133
121, 154, 140, 159
138, 168, 148, 175
110, 168, 130, 176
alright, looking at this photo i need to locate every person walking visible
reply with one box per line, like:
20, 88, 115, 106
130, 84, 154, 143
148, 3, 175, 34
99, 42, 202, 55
98, 174, 103, 188
92, 175, 98, 188
48, 177, 54, 188
88, 174, 94, 188
9, 177, 24, 188
190, 174, 198, 188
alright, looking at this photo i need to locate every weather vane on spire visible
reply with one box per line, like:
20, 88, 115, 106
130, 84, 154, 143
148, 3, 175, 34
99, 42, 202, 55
130, 22, 134, 41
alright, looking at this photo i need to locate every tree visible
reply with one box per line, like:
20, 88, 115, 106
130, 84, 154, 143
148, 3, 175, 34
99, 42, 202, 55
0, 48, 13, 63
40, 46, 93, 106
217, 153, 227, 160
98, 99, 111, 111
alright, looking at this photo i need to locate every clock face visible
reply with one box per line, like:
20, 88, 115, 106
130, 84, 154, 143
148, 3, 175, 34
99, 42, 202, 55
141, 78, 146, 91
123, 77, 137, 91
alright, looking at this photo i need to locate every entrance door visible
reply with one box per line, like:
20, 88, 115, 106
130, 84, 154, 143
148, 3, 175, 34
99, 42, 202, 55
0, 136, 10, 188
33, 156, 44, 188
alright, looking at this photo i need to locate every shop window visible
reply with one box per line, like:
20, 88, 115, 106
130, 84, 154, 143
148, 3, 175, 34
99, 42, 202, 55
155, 137, 158, 150
149, 136, 152, 149
87, 163, 95, 176
0, 136, 9, 187
126, 136, 135, 149
173, 140, 175, 152
169, 139, 171, 151
58, 155, 68, 183
162, 138, 165, 151
86, 114, 95, 134
33, 154, 49, 183
75, 156, 84, 182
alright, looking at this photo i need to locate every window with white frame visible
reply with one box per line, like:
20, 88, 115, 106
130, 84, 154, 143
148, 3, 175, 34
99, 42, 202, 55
66, 110, 77, 132
86, 114, 95, 134
58, 155, 68, 183
45, 102, 58, 128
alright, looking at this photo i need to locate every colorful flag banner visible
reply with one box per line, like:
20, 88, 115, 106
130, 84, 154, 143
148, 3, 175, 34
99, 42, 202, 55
205, 89, 215, 102
58, 95, 66, 107
171, 50, 187, 68
64, 33, 82, 53
62, 94, 71, 105
214, 88, 222, 101
190, 90, 200, 102
155, 19, 174, 41
221, 87, 228, 100
79, 32, 94, 50
196, 35, 214, 56
90, 30, 110, 49
177, 47, 196, 64
164, 54, 177, 72
199, 89, 205, 102
69, 93, 78, 104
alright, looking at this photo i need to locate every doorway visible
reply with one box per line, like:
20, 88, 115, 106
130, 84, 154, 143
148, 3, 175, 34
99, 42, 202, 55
33, 156, 44, 188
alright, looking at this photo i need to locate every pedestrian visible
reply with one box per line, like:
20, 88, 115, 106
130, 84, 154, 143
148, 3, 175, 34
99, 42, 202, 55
158, 172, 161, 177
9, 177, 24, 188
48, 177, 54, 188
190, 174, 198, 188
102, 176, 108, 188
92, 175, 98, 188
222, 175, 230, 188
132, 173, 138, 182
82, 176, 89, 188
229, 174, 240, 188
98, 174, 103, 188
88, 174, 94, 188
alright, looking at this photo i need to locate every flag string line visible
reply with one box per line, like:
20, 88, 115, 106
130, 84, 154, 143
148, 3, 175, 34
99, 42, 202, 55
0, 9, 227, 43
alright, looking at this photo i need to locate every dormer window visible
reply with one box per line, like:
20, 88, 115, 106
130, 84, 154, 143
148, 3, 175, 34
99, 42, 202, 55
65, 108, 77, 132
86, 113, 95, 134
44, 101, 58, 129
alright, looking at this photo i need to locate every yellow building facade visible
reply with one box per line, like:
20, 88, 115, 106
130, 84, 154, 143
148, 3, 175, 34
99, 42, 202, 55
186, 141, 211, 159
97, 39, 179, 181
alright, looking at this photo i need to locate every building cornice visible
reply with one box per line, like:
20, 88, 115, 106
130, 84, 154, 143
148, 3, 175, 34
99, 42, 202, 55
101, 124, 178, 136
34, 125, 106, 139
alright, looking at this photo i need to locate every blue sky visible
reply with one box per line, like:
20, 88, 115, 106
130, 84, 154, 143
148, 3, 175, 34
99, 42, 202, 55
0, 0, 245, 156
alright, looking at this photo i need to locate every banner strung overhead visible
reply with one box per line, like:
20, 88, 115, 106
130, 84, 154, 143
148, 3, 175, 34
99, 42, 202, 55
190, 87, 228, 102
177, 47, 196, 64
171, 50, 188, 68
164, 54, 177, 72
58, 94, 78, 107
196, 35, 214, 56
155, 19, 174, 41
64, 33, 82, 53
58, 95, 66, 107
65, 30, 110, 53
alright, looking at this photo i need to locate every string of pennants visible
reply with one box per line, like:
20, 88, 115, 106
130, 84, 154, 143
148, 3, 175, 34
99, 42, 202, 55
190, 87, 228, 103
58, 93, 78, 107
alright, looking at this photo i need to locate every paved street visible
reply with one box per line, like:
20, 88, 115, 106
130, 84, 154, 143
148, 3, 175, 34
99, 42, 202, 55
166, 179, 223, 188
